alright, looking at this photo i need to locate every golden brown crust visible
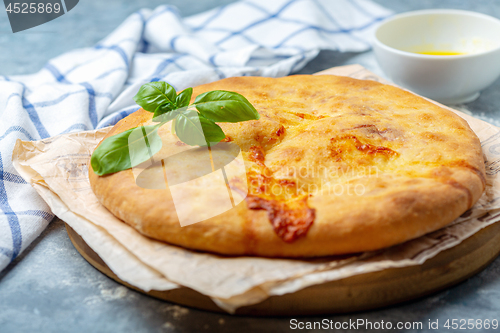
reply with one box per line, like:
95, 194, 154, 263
88, 75, 485, 257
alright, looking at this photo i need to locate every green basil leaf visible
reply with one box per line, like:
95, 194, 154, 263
198, 118, 226, 145
152, 103, 175, 121
90, 124, 162, 176
133, 81, 177, 112
174, 109, 225, 146
175, 87, 193, 108
193, 90, 260, 123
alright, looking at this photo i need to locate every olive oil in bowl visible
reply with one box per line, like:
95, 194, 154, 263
416, 50, 466, 56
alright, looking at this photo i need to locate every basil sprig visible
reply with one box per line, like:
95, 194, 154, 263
90, 81, 260, 176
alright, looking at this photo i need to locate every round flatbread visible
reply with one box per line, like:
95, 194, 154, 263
89, 75, 485, 257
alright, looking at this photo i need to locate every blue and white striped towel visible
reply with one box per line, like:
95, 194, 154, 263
0, 0, 391, 272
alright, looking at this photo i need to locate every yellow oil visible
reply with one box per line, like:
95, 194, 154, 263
416, 50, 466, 56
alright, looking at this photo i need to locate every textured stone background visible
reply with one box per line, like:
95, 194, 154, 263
1, 1, 500, 332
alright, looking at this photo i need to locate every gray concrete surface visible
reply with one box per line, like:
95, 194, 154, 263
1, 1, 500, 332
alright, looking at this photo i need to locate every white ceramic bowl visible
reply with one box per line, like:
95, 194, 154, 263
373, 9, 500, 104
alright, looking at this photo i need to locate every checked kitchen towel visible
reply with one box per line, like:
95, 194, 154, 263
0, 0, 391, 271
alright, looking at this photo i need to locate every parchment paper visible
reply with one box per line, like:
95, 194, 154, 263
12, 65, 500, 313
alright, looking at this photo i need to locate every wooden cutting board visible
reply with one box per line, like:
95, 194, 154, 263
66, 65, 500, 315
66, 221, 500, 316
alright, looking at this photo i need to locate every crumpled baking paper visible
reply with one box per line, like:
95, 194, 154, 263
12, 65, 500, 313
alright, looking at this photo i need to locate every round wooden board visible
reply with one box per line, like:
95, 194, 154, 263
66, 222, 500, 316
